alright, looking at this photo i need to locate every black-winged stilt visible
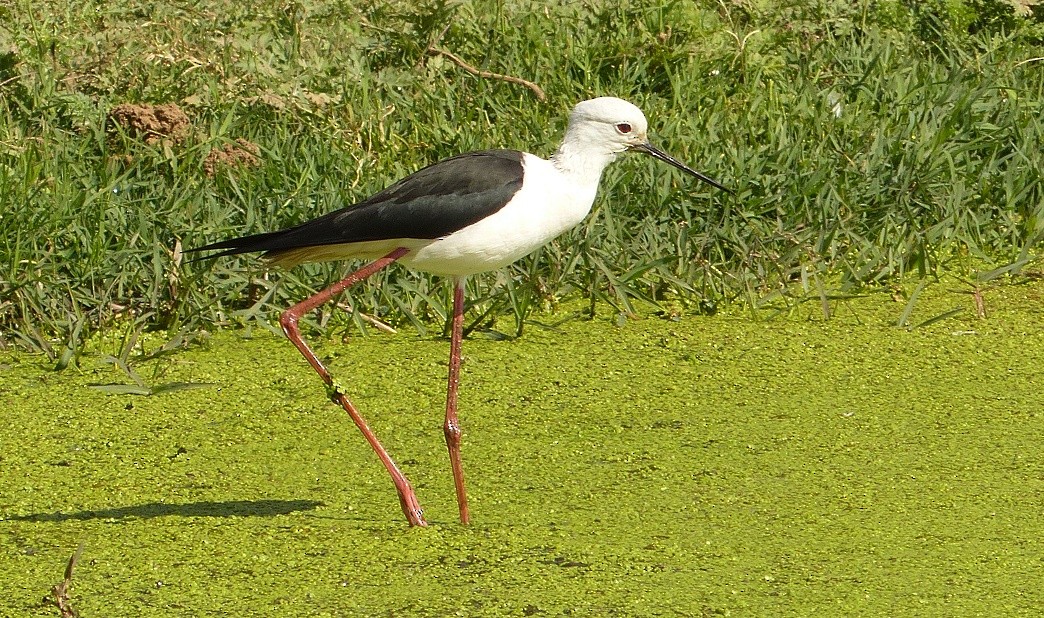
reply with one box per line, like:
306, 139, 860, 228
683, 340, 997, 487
194, 97, 729, 527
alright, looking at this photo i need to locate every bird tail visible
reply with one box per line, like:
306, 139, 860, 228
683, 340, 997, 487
186, 230, 288, 262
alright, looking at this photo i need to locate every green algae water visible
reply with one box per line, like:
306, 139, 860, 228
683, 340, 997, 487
2, 281, 1043, 616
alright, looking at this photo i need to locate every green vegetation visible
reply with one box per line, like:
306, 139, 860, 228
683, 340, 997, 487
3, 284, 1044, 616
1, 0, 1042, 353
2, 1, 1044, 614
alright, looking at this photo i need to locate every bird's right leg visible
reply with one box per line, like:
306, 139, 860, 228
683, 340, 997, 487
278, 247, 428, 527
443, 277, 470, 525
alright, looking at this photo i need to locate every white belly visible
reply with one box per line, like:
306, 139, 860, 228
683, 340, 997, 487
402, 155, 598, 276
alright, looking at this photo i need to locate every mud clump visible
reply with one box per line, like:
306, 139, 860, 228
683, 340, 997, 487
203, 138, 261, 177
106, 102, 260, 176
108, 103, 190, 144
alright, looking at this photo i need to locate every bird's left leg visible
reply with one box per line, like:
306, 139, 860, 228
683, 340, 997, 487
444, 277, 470, 525
279, 247, 427, 527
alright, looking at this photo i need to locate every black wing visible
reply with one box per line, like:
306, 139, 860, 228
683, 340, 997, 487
191, 149, 525, 259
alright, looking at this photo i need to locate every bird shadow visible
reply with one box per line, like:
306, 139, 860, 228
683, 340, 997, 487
5, 499, 323, 523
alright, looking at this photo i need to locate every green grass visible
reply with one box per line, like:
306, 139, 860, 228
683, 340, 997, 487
1, 0, 1042, 353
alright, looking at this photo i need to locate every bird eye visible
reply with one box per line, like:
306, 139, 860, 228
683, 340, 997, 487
615, 123, 632, 134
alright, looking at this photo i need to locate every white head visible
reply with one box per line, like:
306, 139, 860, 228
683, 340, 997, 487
552, 97, 729, 192
564, 97, 651, 156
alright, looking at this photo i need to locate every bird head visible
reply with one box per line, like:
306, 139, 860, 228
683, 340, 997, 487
566, 97, 730, 192
567, 97, 650, 155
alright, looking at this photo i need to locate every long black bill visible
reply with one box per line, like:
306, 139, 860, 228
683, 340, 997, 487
632, 142, 731, 194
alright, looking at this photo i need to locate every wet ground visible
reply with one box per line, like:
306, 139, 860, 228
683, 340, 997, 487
2, 280, 1043, 615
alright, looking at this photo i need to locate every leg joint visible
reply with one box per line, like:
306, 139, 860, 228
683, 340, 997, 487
279, 309, 299, 335
443, 418, 462, 446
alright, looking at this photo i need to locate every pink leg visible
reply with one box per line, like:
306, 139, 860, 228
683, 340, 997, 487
444, 277, 470, 524
279, 247, 427, 527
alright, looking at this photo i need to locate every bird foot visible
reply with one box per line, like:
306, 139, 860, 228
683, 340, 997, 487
399, 493, 428, 527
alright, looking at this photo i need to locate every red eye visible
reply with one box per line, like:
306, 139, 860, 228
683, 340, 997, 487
615, 123, 632, 134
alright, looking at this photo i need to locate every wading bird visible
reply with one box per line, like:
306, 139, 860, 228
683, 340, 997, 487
194, 97, 728, 527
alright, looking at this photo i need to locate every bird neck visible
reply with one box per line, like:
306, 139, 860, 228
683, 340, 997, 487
549, 139, 617, 187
